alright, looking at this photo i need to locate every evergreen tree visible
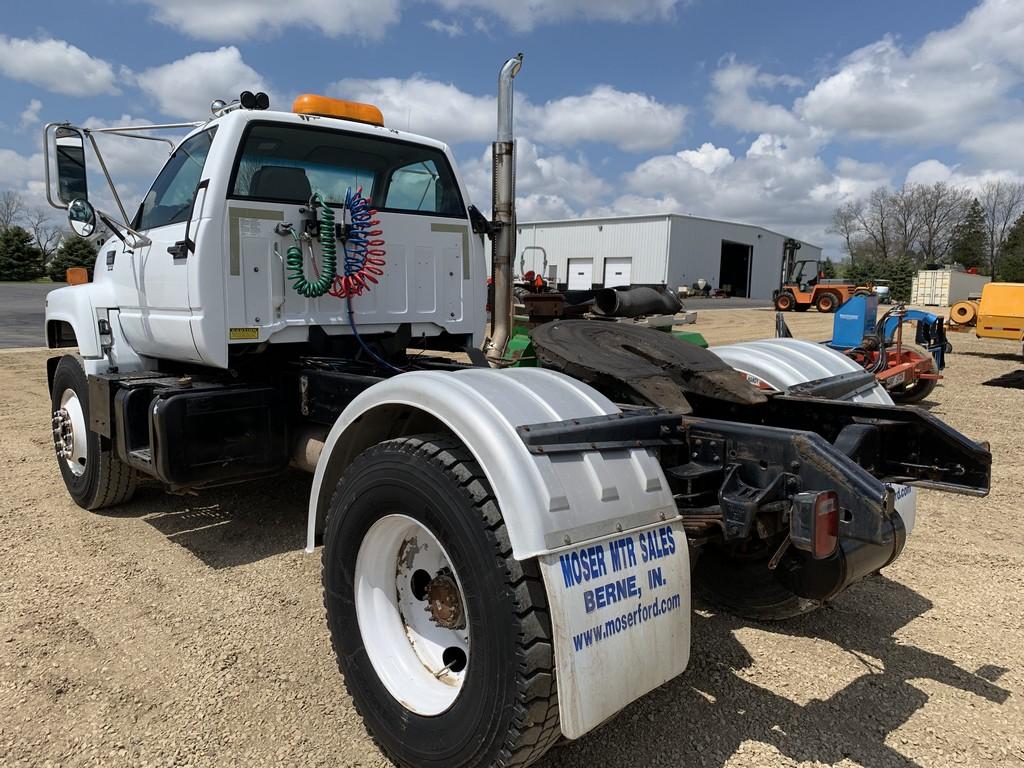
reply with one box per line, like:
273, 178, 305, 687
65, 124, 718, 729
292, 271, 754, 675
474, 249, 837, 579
948, 198, 986, 271
47, 235, 99, 282
997, 212, 1024, 283
820, 258, 837, 279
0, 226, 44, 281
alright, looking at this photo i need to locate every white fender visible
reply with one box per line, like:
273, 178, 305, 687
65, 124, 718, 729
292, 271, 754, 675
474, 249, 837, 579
305, 366, 678, 558
45, 285, 103, 358
712, 338, 917, 533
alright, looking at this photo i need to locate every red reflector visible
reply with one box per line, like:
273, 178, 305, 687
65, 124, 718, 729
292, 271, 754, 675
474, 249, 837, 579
814, 491, 839, 559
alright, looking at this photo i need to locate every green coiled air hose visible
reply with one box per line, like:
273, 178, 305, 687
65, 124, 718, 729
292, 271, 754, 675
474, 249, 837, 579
286, 192, 337, 298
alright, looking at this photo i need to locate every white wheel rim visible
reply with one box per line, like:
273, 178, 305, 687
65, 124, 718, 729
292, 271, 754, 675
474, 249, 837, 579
54, 388, 88, 477
354, 514, 470, 716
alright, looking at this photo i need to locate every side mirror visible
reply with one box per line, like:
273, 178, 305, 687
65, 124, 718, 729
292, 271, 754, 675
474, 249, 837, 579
54, 127, 89, 205
67, 198, 97, 237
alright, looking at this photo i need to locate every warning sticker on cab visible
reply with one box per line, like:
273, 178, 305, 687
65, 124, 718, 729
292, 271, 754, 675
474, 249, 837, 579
229, 327, 260, 340
539, 520, 690, 739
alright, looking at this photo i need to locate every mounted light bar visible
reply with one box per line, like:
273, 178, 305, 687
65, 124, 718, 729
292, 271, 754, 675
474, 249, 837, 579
292, 94, 384, 127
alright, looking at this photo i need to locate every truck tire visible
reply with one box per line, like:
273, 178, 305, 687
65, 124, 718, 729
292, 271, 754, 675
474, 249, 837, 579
50, 355, 138, 510
694, 539, 820, 621
321, 434, 560, 768
815, 291, 840, 313
888, 343, 938, 404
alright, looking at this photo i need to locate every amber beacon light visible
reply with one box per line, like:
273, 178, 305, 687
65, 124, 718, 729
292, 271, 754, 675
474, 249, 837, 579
291, 95, 384, 127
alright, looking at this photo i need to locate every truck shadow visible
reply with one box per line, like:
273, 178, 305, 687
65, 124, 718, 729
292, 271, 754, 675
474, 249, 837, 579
540, 575, 1009, 768
107, 470, 312, 568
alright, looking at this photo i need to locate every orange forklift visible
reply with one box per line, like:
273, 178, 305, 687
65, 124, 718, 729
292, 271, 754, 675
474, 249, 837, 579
774, 238, 860, 312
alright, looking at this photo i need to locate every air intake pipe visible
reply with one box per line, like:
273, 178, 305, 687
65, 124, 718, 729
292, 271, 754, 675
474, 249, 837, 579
487, 53, 523, 363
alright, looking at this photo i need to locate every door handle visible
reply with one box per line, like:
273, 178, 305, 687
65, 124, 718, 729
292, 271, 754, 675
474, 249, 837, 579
167, 240, 188, 259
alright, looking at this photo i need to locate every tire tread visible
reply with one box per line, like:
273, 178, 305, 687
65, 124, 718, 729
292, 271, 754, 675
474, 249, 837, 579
322, 433, 561, 768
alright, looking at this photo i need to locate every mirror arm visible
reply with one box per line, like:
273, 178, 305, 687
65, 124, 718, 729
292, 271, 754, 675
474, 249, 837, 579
85, 131, 131, 224
95, 209, 152, 249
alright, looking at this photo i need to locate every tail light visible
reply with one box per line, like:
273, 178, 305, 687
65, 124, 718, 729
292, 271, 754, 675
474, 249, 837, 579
790, 490, 840, 559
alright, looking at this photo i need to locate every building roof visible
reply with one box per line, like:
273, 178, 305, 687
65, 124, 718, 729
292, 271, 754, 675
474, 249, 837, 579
519, 212, 821, 250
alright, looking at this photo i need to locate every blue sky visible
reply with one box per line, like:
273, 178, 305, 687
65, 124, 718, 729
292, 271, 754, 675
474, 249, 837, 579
2, 0, 1021, 255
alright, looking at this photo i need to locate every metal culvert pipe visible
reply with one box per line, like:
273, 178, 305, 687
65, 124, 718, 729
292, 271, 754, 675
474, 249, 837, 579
593, 286, 683, 318
486, 53, 523, 364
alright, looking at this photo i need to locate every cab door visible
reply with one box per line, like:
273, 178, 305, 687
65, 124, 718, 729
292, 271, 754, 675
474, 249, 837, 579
117, 129, 217, 363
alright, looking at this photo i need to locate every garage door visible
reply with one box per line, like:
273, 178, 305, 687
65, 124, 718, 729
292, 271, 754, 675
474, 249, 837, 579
603, 257, 632, 288
567, 258, 593, 290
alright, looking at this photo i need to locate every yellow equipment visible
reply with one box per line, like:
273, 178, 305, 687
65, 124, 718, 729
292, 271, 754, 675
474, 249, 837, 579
976, 283, 1024, 342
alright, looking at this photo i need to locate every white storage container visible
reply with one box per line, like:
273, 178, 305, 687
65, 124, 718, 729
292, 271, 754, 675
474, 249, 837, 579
911, 268, 991, 306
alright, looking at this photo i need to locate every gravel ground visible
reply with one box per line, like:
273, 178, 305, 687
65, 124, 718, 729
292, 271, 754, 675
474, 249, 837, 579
1, 308, 1021, 767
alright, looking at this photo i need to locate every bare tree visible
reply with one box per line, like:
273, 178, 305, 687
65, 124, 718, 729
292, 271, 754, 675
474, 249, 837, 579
24, 208, 62, 260
979, 180, 1024, 276
828, 200, 864, 258
0, 190, 26, 230
916, 182, 969, 264
853, 187, 895, 260
888, 184, 925, 258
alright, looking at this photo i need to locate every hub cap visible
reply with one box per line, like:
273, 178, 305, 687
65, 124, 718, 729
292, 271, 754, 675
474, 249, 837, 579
354, 514, 470, 715
52, 388, 87, 477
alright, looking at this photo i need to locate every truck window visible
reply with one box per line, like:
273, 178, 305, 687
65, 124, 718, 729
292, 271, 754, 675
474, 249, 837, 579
229, 122, 466, 217
136, 128, 217, 232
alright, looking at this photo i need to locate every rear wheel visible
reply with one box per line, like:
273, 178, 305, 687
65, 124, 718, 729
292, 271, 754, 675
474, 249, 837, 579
50, 355, 138, 510
322, 434, 560, 768
773, 292, 796, 312
815, 291, 840, 313
889, 343, 938, 403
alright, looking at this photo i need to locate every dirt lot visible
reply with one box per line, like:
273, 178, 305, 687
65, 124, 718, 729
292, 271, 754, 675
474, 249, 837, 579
1, 307, 1022, 767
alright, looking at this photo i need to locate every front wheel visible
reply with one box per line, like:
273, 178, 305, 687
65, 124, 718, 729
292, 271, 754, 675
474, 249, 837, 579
773, 292, 796, 312
50, 355, 138, 510
322, 434, 560, 768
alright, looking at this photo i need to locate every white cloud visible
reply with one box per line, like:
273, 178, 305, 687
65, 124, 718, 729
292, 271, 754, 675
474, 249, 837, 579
134, 47, 271, 119
797, 0, 1024, 144
677, 143, 733, 174
525, 86, 687, 152
425, 19, 464, 36
0, 148, 41, 190
330, 76, 686, 151
0, 35, 118, 96
709, 59, 805, 136
331, 76, 495, 143
615, 131, 892, 248
960, 119, 1024, 170
461, 138, 610, 218
19, 99, 42, 130
138, 0, 400, 40
430, 0, 681, 31
905, 159, 1024, 192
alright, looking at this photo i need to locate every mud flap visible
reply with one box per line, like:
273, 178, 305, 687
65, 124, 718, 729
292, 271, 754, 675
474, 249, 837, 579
539, 519, 691, 739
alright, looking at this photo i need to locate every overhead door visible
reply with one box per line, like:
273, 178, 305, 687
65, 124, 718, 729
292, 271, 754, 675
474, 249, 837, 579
567, 258, 594, 290
603, 257, 632, 288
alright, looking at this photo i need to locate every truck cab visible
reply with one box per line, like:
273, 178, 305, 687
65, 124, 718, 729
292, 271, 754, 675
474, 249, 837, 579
45, 98, 487, 372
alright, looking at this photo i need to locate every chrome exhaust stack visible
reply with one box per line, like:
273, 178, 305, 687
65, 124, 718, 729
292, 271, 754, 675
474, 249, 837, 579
487, 53, 523, 364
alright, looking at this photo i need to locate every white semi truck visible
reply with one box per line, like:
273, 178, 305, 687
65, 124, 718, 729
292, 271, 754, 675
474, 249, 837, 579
42, 56, 990, 768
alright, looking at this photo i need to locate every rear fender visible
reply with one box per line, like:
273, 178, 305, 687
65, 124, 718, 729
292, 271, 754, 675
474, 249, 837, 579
307, 366, 690, 739
306, 366, 677, 558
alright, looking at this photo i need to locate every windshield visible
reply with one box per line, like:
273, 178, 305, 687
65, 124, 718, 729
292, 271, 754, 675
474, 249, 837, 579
230, 122, 466, 217
136, 128, 216, 231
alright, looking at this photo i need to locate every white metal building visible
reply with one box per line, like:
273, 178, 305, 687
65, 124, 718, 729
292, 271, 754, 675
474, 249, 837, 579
515, 214, 822, 299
